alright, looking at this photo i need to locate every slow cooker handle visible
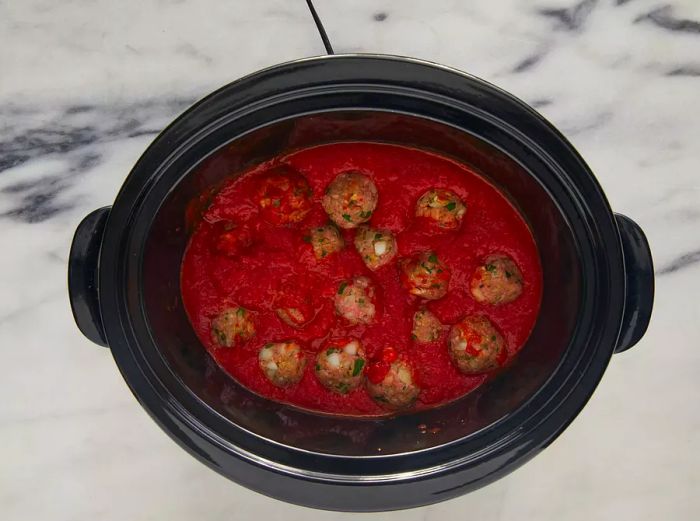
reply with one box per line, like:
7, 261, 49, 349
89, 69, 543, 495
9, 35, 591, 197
614, 214, 654, 353
68, 207, 111, 347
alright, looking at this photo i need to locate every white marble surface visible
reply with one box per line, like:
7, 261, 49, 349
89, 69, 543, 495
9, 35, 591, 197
1, 0, 699, 519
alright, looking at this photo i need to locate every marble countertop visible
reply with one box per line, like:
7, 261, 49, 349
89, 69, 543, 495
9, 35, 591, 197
1, 0, 699, 519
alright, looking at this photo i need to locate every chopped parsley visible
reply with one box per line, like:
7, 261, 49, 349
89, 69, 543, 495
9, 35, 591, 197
342, 213, 352, 222
352, 358, 365, 376
485, 263, 496, 273
428, 254, 438, 263
374, 233, 382, 240
338, 282, 347, 294
360, 210, 372, 218
421, 262, 433, 273
272, 199, 281, 208
327, 348, 340, 355
315, 363, 321, 371
236, 308, 246, 317
445, 201, 456, 211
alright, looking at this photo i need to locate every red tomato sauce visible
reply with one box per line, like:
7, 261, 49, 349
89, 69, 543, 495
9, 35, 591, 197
181, 142, 542, 416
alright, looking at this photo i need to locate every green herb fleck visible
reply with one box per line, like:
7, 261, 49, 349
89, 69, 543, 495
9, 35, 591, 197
360, 210, 372, 219
213, 329, 226, 344
272, 199, 281, 208
374, 233, 382, 240
342, 213, 352, 222
421, 262, 433, 273
485, 263, 496, 273
315, 363, 321, 371
411, 333, 418, 341
490, 335, 496, 341
264, 343, 273, 349
445, 201, 456, 211
337, 383, 350, 394
428, 254, 438, 263
236, 307, 246, 317
327, 348, 340, 355
352, 358, 365, 376
338, 282, 347, 294
302, 235, 311, 243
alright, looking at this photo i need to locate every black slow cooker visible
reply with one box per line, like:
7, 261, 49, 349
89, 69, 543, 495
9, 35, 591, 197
68, 55, 654, 511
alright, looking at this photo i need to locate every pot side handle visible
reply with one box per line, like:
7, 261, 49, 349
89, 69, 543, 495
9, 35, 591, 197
614, 214, 654, 353
68, 207, 111, 347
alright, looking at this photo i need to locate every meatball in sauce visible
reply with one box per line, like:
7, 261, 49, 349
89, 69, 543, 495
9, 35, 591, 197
366, 347, 420, 410
470, 254, 524, 305
412, 308, 442, 343
210, 307, 255, 347
258, 341, 306, 387
399, 251, 451, 300
415, 188, 466, 230
334, 276, 377, 324
256, 165, 312, 225
315, 338, 366, 394
322, 172, 378, 229
306, 224, 344, 260
354, 225, 397, 271
448, 316, 506, 374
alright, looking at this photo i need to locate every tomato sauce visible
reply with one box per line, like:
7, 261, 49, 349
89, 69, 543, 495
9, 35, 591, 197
180, 142, 542, 416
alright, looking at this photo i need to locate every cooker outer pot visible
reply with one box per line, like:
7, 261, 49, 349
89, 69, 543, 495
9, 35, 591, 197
67, 55, 654, 511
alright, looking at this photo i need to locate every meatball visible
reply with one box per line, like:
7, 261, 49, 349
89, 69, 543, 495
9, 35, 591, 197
321, 172, 379, 229
256, 165, 313, 225
275, 306, 314, 329
213, 221, 253, 257
334, 276, 377, 324
412, 308, 442, 343
448, 316, 506, 374
210, 307, 255, 347
305, 224, 344, 260
258, 341, 307, 387
399, 251, 451, 300
354, 226, 398, 271
366, 348, 420, 409
470, 254, 524, 305
415, 188, 466, 229
315, 338, 366, 393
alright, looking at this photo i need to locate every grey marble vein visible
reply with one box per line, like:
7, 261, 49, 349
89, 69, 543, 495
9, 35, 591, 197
666, 64, 700, 76
635, 4, 700, 33
657, 249, 700, 275
538, 0, 599, 31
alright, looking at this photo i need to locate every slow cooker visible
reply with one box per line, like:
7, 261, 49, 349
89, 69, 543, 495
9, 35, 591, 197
68, 55, 654, 511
